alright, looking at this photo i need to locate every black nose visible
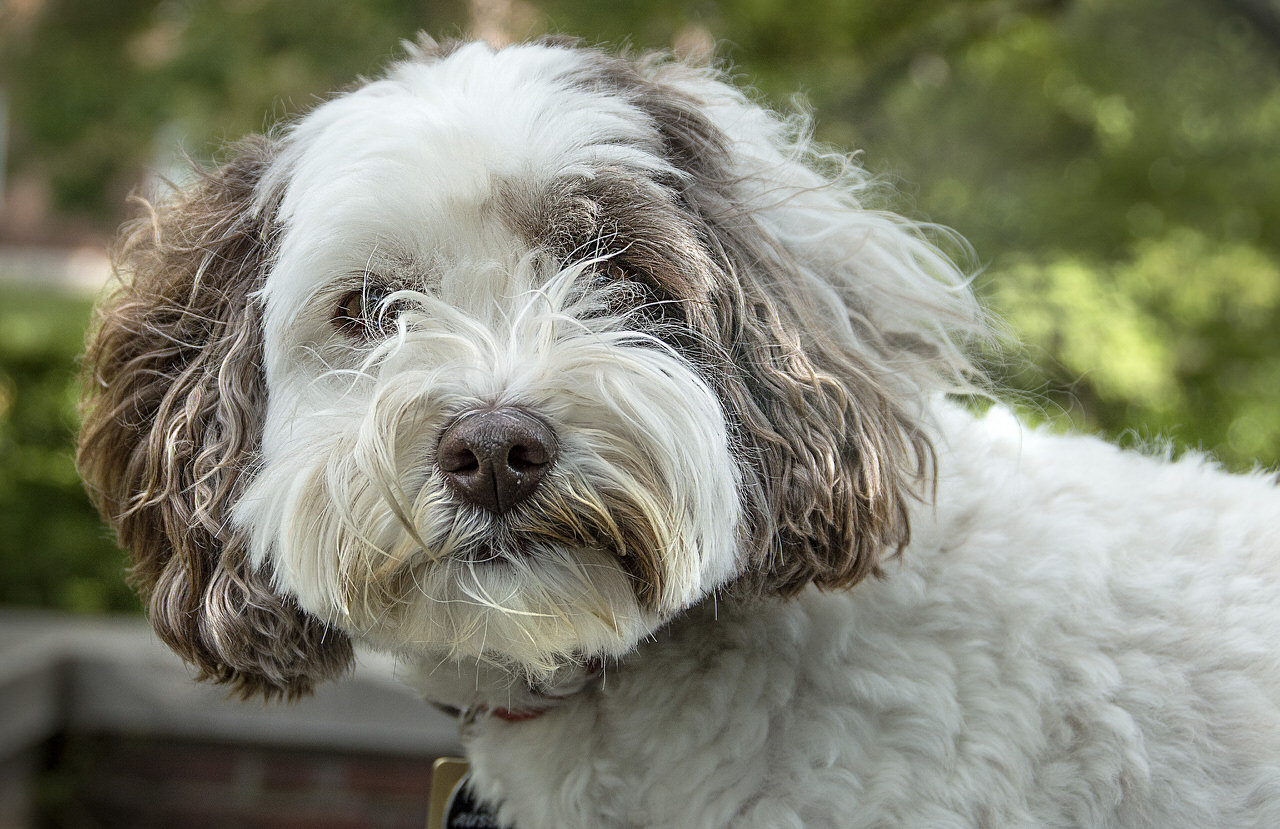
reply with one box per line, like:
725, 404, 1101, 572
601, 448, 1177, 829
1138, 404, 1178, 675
436, 408, 558, 514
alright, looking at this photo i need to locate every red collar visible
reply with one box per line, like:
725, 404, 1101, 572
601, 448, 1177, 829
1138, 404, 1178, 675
488, 705, 553, 722
477, 658, 603, 723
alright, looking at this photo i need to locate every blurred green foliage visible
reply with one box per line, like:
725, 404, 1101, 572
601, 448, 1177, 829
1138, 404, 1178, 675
0, 284, 137, 611
1, 0, 469, 218
833, 0, 1280, 466
0, 0, 1277, 610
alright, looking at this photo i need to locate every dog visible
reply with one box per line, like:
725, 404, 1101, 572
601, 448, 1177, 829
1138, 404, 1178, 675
78, 36, 1280, 827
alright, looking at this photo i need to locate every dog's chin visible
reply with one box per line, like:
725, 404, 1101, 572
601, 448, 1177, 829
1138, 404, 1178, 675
349, 537, 659, 681
237, 463, 679, 682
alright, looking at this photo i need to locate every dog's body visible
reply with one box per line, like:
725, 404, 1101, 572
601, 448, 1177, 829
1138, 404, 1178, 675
77, 37, 1280, 827
448, 404, 1280, 827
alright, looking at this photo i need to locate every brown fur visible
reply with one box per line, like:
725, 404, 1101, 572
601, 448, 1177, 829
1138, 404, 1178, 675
565, 49, 933, 595
77, 137, 352, 699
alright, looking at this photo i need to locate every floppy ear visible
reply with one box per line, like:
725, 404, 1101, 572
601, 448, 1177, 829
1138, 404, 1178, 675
617, 54, 979, 596
78, 136, 353, 699
709, 253, 936, 596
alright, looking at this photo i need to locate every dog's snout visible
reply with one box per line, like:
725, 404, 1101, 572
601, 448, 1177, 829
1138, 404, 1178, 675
437, 408, 558, 514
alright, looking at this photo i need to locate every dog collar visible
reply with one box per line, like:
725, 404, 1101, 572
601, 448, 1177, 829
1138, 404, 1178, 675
488, 705, 553, 722
470, 657, 604, 724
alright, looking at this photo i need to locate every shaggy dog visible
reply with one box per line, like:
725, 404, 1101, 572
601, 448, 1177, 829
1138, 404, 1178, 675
79, 37, 1280, 827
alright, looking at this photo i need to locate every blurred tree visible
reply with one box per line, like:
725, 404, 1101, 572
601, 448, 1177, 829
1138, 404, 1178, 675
841, 0, 1280, 466
0, 0, 468, 220
0, 284, 138, 611
1, 0, 160, 222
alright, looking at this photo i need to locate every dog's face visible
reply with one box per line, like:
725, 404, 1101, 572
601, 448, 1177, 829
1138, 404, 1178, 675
78, 37, 978, 698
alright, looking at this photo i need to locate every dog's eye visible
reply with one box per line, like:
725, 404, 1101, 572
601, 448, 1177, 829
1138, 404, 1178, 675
333, 285, 393, 338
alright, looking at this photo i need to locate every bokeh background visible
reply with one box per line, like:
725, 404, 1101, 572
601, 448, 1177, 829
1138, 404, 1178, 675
1, 0, 1277, 617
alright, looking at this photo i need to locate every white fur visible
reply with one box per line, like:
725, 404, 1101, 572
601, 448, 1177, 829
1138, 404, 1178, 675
229, 39, 1280, 827
451, 405, 1280, 827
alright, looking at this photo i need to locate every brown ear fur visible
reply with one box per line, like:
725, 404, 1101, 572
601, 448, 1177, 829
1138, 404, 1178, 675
711, 265, 930, 596
584, 50, 934, 596
78, 137, 352, 699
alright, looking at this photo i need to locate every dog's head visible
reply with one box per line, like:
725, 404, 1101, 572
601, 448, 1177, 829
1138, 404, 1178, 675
78, 37, 980, 699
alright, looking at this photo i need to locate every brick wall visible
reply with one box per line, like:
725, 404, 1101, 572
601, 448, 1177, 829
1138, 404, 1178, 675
40, 733, 439, 829
2, 610, 462, 829
1, 749, 37, 829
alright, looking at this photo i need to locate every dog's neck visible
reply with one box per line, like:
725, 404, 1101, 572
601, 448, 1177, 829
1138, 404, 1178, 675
403, 596, 733, 724
404, 646, 608, 724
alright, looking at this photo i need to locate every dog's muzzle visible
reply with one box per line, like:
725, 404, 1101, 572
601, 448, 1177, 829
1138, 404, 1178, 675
436, 407, 559, 514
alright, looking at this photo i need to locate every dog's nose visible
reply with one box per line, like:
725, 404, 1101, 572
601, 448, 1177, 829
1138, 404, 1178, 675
436, 408, 558, 514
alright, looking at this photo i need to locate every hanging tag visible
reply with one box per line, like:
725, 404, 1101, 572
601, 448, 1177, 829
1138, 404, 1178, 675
427, 757, 504, 829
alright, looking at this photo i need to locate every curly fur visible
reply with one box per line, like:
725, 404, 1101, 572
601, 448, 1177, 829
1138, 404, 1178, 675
79, 35, 1280, 827
78, 137, 354, 698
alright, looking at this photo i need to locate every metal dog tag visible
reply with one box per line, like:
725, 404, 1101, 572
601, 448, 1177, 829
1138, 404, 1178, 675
427, 757, 503, 829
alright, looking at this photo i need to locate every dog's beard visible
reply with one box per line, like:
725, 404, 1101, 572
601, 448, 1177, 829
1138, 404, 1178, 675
238, 265, 742, 681
297, 429, 680, 677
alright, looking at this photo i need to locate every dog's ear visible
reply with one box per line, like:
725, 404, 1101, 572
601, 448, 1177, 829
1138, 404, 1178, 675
78, 136, 353, 699
709, 261, 934, 596
620, 55, 978, 596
